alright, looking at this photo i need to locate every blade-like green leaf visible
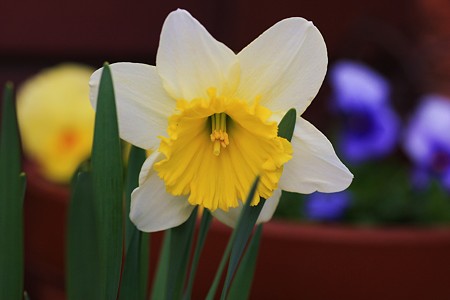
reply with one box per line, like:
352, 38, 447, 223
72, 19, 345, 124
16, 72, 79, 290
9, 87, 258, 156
227, 224, 263, 300
119, 146, 149, 300
206, 177, 261, 300
67, 171, 100, 300
277, 108, 296, 141
91, 63, 124, 300
0, 83, 20, 177
183, 209, 213, 300
205, 234, 232, 300
124, 146, 147, 252
139, 231, 150, 299
220, 177, 262, 300
151, 231, 171, 300
132, 147, 150, 300
167, 207, 198, 300
0, 83, 26, 300
119, 230, 149, 300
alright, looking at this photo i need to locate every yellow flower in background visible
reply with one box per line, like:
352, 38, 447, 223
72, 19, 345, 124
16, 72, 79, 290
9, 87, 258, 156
90, 9, 353, 231
18, 64, 95, 183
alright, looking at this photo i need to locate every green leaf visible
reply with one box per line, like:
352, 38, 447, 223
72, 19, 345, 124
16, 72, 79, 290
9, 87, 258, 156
67, 171, 100, 300
91, 63, 124, 299
183, 209, 213, 300
166, 207, 198, 300
151, 231, 171, 300
277, 108, 296, 142
205, 235, 232, 300
206, 177, 261, 300
139, 232, 150, 299
142, 211, 199, 300
0, 83, 21, 178
220, 177, 262, 300
119, 146, 149, 300
0, 82, 26, 300
227, 224, 263, 300
124, 146, 147, 252
119, 231, 149, 300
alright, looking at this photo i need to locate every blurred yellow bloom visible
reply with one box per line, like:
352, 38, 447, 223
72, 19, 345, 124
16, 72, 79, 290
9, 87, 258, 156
17, 64, 95, 183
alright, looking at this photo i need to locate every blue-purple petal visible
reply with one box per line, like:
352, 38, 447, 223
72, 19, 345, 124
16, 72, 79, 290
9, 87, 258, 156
305, 191, 351, 221
330, 60, 399, 162
404, 94, 450, 189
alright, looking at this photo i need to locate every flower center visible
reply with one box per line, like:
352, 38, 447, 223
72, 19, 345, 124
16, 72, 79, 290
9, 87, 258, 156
210, 112, 229, 156
154, 89, 293, 211
431, 148, 450, 174
58, 128, 79, 153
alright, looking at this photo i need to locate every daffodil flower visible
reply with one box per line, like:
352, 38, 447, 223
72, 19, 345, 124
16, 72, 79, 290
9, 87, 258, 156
18, 64, 95, 183
89, 9, 353, 231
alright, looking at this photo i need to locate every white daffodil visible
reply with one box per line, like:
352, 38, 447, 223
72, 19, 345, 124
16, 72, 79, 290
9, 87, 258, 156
89, 9, 353, 231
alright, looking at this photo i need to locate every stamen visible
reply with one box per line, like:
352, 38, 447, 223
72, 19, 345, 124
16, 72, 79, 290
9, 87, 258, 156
221, 112, 226, 132
210, 112, 229, 156
213, 140, 221, 156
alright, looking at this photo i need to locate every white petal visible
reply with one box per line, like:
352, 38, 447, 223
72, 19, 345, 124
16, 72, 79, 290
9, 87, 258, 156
257, 189, 282, 223
156, 9, 239, 100
212, 189, 282, 228
279, 117, 353, 193
89, 63, 175, 149
237, 17, 327, 115
138, 151, 159, 186
130, 152, 194, 232
211, 205, 241, 228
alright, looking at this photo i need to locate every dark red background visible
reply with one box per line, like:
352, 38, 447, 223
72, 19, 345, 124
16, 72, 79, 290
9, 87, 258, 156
24, 166, 450, 300
0, 0, 421, 132
3, 1, 449, 299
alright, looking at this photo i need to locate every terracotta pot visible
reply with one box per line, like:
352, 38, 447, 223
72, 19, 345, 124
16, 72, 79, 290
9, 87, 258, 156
23, 169, 450, 300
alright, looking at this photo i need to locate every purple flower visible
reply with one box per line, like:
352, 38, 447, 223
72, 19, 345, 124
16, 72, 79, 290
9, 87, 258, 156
305, 191, 351, 221
330, 61, 400, 163
404, 95, 450, 190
